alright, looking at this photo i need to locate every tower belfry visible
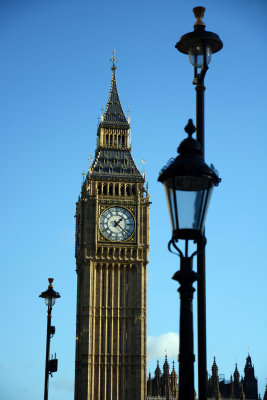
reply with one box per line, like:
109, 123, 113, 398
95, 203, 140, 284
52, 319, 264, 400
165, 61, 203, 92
74, 54, 150, 400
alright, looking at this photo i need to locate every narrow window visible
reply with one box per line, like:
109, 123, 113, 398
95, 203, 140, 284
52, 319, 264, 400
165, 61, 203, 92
101, 321, 104, 353
107, 321, 110, 353
120, 272, 123, 307
108, 270, 111, 306
102, 270, 105, 306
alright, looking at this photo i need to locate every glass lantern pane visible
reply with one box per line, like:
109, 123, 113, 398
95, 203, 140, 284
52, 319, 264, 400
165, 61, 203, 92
199, 186, 213, 231
176, 190, 201, 230
175, 186, 214, 232
45, 297, 56, 307
188, 45, 212, 68
164, 182, 177, 231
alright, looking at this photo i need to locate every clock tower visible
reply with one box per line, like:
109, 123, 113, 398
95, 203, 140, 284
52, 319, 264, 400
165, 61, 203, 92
74, 54, 150, 400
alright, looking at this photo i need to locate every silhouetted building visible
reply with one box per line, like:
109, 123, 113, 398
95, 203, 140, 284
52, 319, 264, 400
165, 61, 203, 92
147, 356, 178, 399
148, 353, 259, 399
243, 354, 258, 399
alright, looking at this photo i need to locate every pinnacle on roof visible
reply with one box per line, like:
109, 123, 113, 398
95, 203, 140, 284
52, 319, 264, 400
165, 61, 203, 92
101, 50, 129, 127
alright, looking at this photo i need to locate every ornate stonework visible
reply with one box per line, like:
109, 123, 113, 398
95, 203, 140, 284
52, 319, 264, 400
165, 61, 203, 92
74, 57, 150, 400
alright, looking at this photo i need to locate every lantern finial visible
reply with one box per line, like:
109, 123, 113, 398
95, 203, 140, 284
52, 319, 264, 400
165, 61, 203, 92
184, 119, 196, 137
193, 6, 206, 28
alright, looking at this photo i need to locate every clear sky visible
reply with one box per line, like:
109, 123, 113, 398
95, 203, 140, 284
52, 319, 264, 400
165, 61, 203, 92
1, 0, 267, 399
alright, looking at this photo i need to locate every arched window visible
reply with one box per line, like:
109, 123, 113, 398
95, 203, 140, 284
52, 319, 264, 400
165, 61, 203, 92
115, 184, 119, 195
109, 184, 113, 195
126, 185, 130, 196
97, 183, 101, 194
121, 185, 125, 196
132, 185, 136, 195
103, 184, 107, 195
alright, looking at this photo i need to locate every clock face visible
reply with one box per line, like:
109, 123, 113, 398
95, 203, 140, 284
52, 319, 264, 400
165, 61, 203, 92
99, 207, 135, 242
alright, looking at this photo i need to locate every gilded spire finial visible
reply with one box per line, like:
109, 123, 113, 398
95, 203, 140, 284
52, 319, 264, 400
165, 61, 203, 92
82, 169, 86, 182
142, 158, 146, 178
88, 154, 92, 168
110, 48, 118, 71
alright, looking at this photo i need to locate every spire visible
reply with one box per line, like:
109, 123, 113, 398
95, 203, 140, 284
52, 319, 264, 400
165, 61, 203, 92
234, 363, 241, 398
148, 372, 152, 396
211, 357, 222, 400
163, 354, 170, 375
101, 50, 129, 127
110, 48, 117, 71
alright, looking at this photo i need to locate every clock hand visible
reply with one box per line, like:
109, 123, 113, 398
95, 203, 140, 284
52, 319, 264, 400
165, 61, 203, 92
113, 217, 123, 227
116, 222, 128, 234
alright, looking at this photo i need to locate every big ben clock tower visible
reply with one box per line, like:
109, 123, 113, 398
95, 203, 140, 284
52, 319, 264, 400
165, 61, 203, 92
74, 53, 150, 400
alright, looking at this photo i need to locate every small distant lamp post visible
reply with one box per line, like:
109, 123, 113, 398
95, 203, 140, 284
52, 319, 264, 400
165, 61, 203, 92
158, 119, 220, 400
175, 7, 223, 400
39, 278, 60, 400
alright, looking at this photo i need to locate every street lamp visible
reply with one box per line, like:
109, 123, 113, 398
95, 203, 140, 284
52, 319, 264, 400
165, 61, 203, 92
39, 278, 60, 400
158, 119, 220, 400
175, 7, 223, 400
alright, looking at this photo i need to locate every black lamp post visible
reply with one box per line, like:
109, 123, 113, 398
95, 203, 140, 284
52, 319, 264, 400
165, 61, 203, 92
39, 278, 60, 400
175, 7, 223, 400
158, 119, 220, 400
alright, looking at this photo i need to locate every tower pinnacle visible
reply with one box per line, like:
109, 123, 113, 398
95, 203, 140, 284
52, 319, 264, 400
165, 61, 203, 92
110, 48, 118, 71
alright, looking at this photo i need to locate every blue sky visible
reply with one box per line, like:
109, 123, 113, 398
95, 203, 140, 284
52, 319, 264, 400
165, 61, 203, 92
1, 0, 267, 399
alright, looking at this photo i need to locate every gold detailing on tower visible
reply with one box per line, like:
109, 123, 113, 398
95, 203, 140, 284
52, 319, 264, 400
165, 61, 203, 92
110, 48, 118, 70
82, 169, 86, 182
88, 154, 92, 167
142, 158, 146, 177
